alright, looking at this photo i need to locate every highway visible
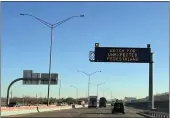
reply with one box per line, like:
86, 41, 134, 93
5, 106, 145, 117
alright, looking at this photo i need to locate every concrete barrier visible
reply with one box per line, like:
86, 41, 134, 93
1, 104, 86, 116
38, 105, 71, 112
75, 105, 84, 108
1, 106, 38, 116
1, 105, 48, 112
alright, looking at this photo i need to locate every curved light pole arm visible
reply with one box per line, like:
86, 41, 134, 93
90, 71, 101, 76
97, 82, 105, 86
70, 86, 76, 89
6, 78, 34, 106
53, 15, 84, 28
90, 82, 97, 86
53, 16, 76, 28
77, 70, 89, 76
20, 13, 51, 27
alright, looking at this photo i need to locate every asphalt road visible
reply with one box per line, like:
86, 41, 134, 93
5, 106, 145, 117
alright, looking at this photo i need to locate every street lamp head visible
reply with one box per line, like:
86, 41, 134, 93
98, 82, 105, 86
80, 15, 84, 17
20, 13, 25, 16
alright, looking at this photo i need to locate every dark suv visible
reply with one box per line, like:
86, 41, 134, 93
8, 102, 20, 107
111, 101, 115, 106
112, 102, 125, 114
99, 97, 107, 108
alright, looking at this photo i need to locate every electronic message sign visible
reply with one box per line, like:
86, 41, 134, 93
95, 47, 151, 63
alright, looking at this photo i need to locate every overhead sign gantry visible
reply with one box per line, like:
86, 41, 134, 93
89, 43, 154, 110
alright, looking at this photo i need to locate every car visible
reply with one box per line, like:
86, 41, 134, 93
78, 101, 82, 105
111, 101, 114, 106
15, 104, 21, 107
8, 104, 15, 107
112, 101, 125, 114
99, 97, 107, 107
56, 101, 62, 106
8, 102, 20, 107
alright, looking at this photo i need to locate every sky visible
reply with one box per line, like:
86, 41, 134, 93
1, 2, 169, 100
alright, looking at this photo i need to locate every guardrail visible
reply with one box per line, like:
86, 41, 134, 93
140, 110, 169, 118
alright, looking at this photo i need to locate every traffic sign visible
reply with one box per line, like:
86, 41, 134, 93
23, 70, 33, 78
23, 79, 40, 85
95, 47, 151, 63
32, 73, 40, 79
40, 73, 58, 85
41, 73, 58, 79
22, 71, 58, 85
40, 78, 58, 85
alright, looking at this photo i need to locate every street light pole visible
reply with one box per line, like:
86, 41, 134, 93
20, 13, 84, 106
102, 89, 109, 97
97, 83, 105, 98
90, 82, 105, 99
76, 88, 78, 100
77, 70, 101, 99
70, 86, 78, 100
23, 94, 24, 105
97, 85, 99, 98
59, 79, 61, 100
47, 26, 53, 106
88, 75, 90, 99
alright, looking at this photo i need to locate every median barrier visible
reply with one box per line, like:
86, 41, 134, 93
1, 106, 38, 116
1, 104, 85, 116
75, 105, 83, 108
38, 105, 59, 112
1, 106, 37, 112
1, 105, 49, 116
72, 104, 75, 108
37, 105, 73, 112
